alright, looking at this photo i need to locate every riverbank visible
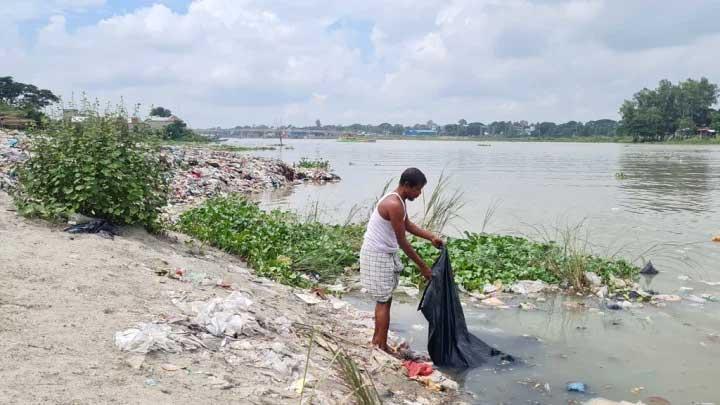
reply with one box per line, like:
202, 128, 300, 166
0, 191, 465, 404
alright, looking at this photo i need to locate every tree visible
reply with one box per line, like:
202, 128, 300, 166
165, 119, 193, 140
458, 118, 467, 126
675, 117, 696, 139
0, 76, 59, 110
619, 77, 719, 142
466, 122, 485, 136
711, 110, 720, 133
315, 119, 321, 128
150, 106, 172, 117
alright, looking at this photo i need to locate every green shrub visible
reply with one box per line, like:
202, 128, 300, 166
14, 111, 169, 228
295, 157, 330, 170
177, 197, 362, 287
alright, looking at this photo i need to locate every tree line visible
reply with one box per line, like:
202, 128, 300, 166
618, 77, 720, 142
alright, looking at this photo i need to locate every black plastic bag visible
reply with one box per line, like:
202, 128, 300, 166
63, 219, 118, 239
418, 248, 515, 368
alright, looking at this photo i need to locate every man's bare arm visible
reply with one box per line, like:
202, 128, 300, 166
387, 201, 431, 279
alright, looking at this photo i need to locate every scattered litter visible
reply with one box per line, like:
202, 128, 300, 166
630, 386, 645, 395
686, 295, 707, 304
567, 382, 588, 393
640, 261, 659, 275
290, 374, 315, 394
192, 292, 260, 337
416, 371, 458, 392
510, 280, 547, 295
584, 272, 602, 286
701, 294, 718, 302
481, 297, 507, 307
606, 301, 622, 311
652, 294, 682, 302
144, 378, 158, 387
397, 286, 420, 298
403, 360, 433, 378
114, 323, 180, 353
519, 302, 537, 311
161, 364, 181, 372
584, 399, 647, 405
483, 284, 498, 294
295, 293, 323, 305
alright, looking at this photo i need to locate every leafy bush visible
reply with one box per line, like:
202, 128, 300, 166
14, 111, 169, 228
296, 157, 330, 170
177, 197, 362, 287
402, 232, 639, 291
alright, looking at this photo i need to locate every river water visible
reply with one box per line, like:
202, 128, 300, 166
229, 138, 720, 404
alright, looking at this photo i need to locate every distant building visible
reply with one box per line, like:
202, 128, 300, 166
697, 127, 717, 138
145, 115, 180, 130
62, 108, 88, 123
404, 129, 438, 136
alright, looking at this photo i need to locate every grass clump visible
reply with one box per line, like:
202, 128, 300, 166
14, 107, 169, 229
176, 196, 363, 287
403, 232, 639, 291
296, 157, 330, 170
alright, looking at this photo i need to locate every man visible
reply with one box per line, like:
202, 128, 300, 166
360, 167, 443, 352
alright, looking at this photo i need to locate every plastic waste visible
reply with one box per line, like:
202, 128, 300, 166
510, 280, 547, 294
192, 292, 259, 337
403, 360, 433, 378
418, 248, 515, 368
63, 219, 118, 239
114, 323, 180, 353
640, 261, 659, 275
566, 382, 587, 393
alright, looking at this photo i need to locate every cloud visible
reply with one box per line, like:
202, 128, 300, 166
2, 0, 720, 127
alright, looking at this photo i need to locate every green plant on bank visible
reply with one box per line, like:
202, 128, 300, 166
402, 232, 639, 291
177, 197, 363, 287
296, 157, 330, 170
14, 104, 169, 229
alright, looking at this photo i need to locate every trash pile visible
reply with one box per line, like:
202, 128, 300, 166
164, 147, 340, 207
0, 129, 28, 190
114, 284, 460, 403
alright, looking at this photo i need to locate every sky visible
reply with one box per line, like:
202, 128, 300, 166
2, 0, 720, 128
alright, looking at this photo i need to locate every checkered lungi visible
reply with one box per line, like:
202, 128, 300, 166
359, 246, 404, 303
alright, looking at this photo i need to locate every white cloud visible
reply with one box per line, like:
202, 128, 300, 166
2, 0, 720, 127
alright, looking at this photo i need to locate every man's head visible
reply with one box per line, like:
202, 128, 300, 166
399, 167, 427, 201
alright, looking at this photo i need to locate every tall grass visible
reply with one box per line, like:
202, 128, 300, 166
420, 171, 466, 235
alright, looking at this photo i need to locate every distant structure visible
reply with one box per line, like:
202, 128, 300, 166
404, 128, 438, 136
145, 114, 180, 130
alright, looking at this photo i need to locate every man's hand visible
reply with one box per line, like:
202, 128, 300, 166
420, 263, 432, 280
431, 236, 444, 248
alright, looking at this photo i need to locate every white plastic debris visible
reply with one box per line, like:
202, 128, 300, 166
652, 294, 682, 302
295, 293, 323, 305
584, 272, 603, 287
114, 323, 180, 353
510, 280, 547, 295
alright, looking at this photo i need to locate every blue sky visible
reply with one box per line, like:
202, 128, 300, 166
2, 0, 720, 127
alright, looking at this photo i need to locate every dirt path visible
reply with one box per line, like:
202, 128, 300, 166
0, 192, 461, 404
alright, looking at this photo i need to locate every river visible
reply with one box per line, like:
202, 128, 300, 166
229, 138, 720, 404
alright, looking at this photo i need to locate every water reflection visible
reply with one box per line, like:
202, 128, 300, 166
617, 147, 715, 214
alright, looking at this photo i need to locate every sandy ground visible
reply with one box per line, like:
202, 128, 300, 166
0, 191, 463, 404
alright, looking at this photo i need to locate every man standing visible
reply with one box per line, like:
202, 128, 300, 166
360, 168, 443, 352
